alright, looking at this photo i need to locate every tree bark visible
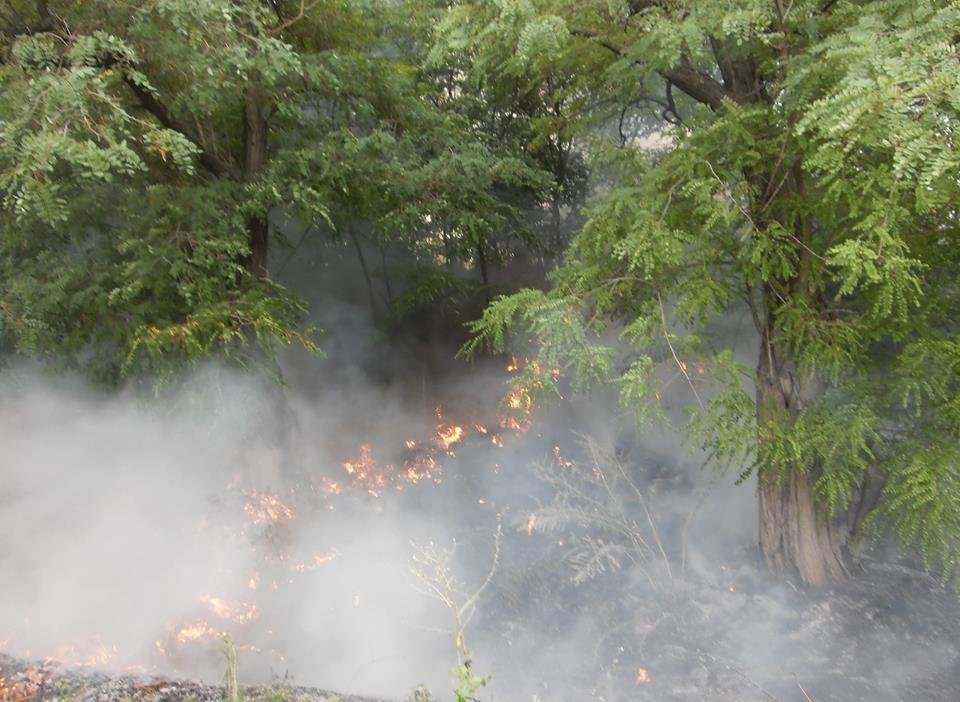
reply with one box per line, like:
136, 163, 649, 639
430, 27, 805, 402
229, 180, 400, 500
476, 238, 489, 286
755, 328, 847, 585
348, 224, 378, 318
243, 90, 269, 278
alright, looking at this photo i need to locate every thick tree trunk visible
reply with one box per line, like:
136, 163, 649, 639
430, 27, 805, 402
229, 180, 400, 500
758, 466, 846, 585
243, 91, 269, 277
756, 330, 847, 585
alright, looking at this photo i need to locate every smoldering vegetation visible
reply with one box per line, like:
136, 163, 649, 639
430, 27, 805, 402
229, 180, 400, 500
1, 242, 959, 702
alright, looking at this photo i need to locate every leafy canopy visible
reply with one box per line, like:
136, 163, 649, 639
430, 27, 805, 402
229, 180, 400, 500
458, 0, 960, 581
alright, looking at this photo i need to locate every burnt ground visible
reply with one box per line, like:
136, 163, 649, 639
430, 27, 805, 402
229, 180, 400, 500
474, 551, 960, 702
1, 557, 958, 702
0, 655, 386, 702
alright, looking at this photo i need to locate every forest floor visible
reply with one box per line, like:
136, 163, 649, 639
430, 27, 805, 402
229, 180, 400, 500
0, 654, 386, 702
470, 547, 960, 702
4, 558, 956, 702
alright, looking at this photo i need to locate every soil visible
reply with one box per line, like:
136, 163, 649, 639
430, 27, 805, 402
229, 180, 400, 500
0, 655, 385, 702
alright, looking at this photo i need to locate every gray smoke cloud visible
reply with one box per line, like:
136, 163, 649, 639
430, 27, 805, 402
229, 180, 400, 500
2, 237, 957, 702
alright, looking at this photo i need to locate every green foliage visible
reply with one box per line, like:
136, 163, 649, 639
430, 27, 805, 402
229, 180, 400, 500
389, 266, 484, 324
458, 0, 960, 580
452, 659, 489, 702
0, 0, 555, 384
2, 0, 958, 584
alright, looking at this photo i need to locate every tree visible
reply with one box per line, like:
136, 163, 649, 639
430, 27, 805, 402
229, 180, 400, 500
460, 0, 960, 585
0, 1, 554, 379
0, 0, 339, 380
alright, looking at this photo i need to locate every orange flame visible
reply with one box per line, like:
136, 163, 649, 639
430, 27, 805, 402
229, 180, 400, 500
173, 622, 220, 645
243, 491, 295, 526
200, 595, 259, 624
435, 424, 465, 453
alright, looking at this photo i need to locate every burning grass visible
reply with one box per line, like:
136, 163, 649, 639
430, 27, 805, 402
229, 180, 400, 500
6, 358, 956, 701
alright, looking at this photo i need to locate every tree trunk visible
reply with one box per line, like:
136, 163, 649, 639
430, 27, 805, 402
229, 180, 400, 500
243, 90, 269, 277
347, 224, 378, 318
758, 466, 846, 585
476, 238, 489, 287
756, 329, 847, 585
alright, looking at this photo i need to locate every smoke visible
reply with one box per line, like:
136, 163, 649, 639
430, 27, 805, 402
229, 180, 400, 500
0, 340, 754, 700
0, 364, 454, 695
1, 238, 958, 702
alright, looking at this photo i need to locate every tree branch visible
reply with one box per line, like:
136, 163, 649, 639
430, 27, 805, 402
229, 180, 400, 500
0, 0, 53, 36
661, 63, 729, 110
122, 75, 234, 178
267, 0, 323, 37
570, 28, 731, 110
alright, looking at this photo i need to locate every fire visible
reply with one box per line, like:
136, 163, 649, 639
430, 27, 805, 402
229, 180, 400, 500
506, 386, 528, 411
200, 595, 259, 624
174, 622, 220, 644
499, 414, 531, 434
0, 668, 48, 702
316, 476, 342, 497
42, 637, 117, 667
3, 359, 551, 674
435, 423, 465, 453
293, 550, 339, 573
243, 491, 295, 525
553, 446, 573, 468
403, 453, 438, 483
341, 444, 388, 496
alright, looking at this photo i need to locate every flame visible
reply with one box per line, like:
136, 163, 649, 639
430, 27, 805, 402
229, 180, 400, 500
341, 444, 388, 496
553, 446, 573, 468
435, 423, 465, 452
200, 595, 259, 624
403, 452, 438, 484
293, 550, 339, 573
42, 637, 117, 667
499, 415, 531, 434
506, 386, 527, 410
243, 491, 295, 526
0, 668, 48, 702
173, 622, 220, 644
4, 359, 551, 672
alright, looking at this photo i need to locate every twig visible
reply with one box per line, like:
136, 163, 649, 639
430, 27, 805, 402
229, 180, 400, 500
657, 292, 706, 413
697, 649, 780, 701
680, 456, 720, 576
267, 0, 323, 36
611, 450, 673, 579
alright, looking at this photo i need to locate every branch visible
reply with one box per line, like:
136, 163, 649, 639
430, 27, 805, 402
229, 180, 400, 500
0, 0, 53, 36
570, 28, 731, 110
122, 75, 234, 178
661, 63, 729, 110
3, 18, 235, 179
657, 291, 706, 414
267, 0, 323, 37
